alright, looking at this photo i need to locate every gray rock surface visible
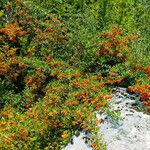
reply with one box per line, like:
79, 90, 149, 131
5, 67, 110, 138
64, 87, 150, 150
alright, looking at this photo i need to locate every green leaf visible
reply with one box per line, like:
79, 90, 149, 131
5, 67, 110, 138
0, 11, 4, 17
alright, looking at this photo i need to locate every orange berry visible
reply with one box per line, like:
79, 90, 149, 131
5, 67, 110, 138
73, 101, 79, 106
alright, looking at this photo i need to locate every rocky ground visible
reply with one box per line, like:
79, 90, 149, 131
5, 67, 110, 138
64, 87, 150, 150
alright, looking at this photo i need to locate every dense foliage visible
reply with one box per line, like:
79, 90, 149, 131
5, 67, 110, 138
0, 0, 149, 149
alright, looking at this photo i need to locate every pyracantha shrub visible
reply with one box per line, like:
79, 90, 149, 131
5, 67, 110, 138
0, 1, 112, 149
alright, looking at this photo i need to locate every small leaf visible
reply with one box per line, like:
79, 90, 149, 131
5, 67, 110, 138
0, 11, 4, 17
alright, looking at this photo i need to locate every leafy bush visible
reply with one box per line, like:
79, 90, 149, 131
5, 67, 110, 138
0, 0, 150, 150
0, 1, 112, 149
